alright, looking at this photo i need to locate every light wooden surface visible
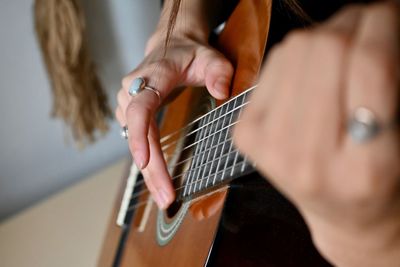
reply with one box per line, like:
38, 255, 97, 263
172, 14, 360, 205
0, 157, 128, 267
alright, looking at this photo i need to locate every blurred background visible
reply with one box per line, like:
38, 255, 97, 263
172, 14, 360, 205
0, 0, 160, 221
0, 1, 163, 266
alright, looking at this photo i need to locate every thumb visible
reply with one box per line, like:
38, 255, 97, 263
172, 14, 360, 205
194, 48, 234, 100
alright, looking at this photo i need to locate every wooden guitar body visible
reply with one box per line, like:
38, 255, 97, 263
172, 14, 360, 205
100, 1, 332, 266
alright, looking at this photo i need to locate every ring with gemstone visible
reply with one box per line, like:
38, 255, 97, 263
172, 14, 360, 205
120, 125, 129, 139
128, 77, 162, 104
348, 107, 381, 143
128, 77, 146, 96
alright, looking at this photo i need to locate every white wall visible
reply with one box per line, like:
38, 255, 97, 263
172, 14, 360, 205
0, 0, 160, 220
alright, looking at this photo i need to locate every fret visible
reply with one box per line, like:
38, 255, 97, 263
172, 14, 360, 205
183, 117, 207, 196
230, 150, 240, 176
206, 102, 229, 186
241, 155, 248, 172
187, 111, 212, 196
194, 104, 221, 192
212, 99, 236, 185
230, 92, 246, 176
182, 87, 256, 199
220, 97, 238, 180
191, 108, 216, 193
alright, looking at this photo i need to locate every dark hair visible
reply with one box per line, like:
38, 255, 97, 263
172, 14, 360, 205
164, 0, 182, 53
164, 0, 309, 51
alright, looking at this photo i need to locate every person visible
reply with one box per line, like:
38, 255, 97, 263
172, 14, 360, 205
115, 0, 400, 266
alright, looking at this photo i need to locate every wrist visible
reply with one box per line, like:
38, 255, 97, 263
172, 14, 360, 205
145, 0, 212, 53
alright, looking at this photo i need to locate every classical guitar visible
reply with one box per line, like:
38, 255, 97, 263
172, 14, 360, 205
99, 1, 332, 266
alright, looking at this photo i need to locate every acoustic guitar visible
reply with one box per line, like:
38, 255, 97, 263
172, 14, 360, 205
99, 1, 332, 266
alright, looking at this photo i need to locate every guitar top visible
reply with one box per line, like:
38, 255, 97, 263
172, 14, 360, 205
99, 1, 332, 266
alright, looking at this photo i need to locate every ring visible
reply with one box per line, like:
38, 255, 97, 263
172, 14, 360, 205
128, 77, 162, 104
120, 125, 129, 139
348, 107, 381, 143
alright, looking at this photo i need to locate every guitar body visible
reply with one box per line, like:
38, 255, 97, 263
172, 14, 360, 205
100, 1, 332, 266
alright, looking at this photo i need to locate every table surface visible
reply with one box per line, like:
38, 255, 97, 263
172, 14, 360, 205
0, 157, 128, 267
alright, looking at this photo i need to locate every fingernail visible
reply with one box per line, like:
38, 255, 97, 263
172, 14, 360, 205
152, 193, 163, 209
133, 152, 145, 169
158, 189, 171, 210
214, 78, 230, 99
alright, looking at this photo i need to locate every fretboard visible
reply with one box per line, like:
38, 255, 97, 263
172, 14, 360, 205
179, 87, 255, 200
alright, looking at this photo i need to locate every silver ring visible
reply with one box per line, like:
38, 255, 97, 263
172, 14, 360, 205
128, 77, 145, 96
128, 77, 162, 104
120, 125, 128, 139
143, 86, 162, 104
348, 107, 381, 143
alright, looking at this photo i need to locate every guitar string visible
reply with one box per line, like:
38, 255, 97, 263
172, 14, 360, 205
124, 86, 255, 214
130, 136, 237, 201
158, 85, 255, 147
130, 99, 247, 192
128, 92, 249, 198
130, 117, 240, 192
127, 158, 249, 211
160, 100, 250, 152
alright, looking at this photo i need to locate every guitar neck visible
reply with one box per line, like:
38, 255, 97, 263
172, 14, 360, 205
178, 87, 256, 201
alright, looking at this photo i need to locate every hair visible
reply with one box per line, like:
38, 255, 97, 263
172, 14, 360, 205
34, 0, 112, 146
164, 0, 310, 50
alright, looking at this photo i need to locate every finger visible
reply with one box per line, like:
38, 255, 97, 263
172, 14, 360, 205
317, 4, 363, 34
341, 3, 400, 198
299, 5, 363, 148
115, 106, 126, 126
124, 63, 181, 169
141, 119, 175, 209
233, 32, 309, 161
191, 47, 234, 99
117, 88, 130, 111
346, 2, 399, 137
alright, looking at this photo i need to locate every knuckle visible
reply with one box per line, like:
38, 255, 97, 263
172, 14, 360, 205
115, 107, 122, 119
313, 31, 349, 54
355, 46, 396, 88
154, 58, 175, 73
122, 75, 132, 89
117, 89, 126, 105
283, 29, 312, 47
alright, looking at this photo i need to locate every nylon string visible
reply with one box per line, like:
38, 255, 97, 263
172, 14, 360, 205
126, 86, 255, 211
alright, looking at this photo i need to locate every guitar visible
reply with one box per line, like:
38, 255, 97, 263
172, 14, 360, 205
99, 1, 332, 266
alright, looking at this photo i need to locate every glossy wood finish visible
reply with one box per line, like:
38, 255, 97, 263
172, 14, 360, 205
119, 86, 225, 267
102, 1, 272, 266
218, 0, 272, 97
97, 160, 132, 267
208, 174, 332, 267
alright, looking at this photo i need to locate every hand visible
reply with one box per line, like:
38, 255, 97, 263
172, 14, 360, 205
233, 2, 400, 266
116, 32, 234, 210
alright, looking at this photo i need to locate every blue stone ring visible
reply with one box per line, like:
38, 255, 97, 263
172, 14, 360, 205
120, 125, 129, 139
128, 77, 161, 104
128, 77, 146, 96
348, 107, 381, 143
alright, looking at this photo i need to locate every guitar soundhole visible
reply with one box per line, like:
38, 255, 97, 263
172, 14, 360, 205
165, 95, 215, 219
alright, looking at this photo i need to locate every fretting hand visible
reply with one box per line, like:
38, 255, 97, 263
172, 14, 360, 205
233, 2, 400, 266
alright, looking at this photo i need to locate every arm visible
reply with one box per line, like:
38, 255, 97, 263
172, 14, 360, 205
233, 2, 400, 266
